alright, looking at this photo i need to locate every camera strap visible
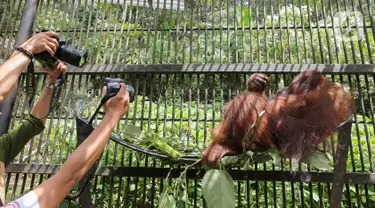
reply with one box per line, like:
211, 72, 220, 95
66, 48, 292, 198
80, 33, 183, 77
65, 99, 106, 201
26, 61, 36, 110
26, 60, 65, 119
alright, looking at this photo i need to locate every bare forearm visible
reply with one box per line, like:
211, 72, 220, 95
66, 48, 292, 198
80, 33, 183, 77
33, 114, 119, 208
30, 81, 54, 123
60, 115, 118, 181
0, 51, 31, 103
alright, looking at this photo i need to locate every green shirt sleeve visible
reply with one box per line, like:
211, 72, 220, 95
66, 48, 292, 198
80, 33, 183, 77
0, 114, 45, 166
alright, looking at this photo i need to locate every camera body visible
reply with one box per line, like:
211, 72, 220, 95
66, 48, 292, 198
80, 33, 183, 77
33, 34, 87, 69
104, 78, 135, 103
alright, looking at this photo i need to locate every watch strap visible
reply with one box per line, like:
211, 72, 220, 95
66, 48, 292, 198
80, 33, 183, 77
44, 81, 56, 90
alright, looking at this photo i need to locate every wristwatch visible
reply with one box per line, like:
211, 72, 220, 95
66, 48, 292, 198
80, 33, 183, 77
44, 81, 56, 90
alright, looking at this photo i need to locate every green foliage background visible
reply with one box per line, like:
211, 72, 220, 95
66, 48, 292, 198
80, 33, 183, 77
1, 0, 375, 207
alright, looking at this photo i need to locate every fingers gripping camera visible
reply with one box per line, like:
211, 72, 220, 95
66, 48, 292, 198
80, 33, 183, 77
88, 78, 135, 125
33, 30, 87, 69
103, 78, 135, 103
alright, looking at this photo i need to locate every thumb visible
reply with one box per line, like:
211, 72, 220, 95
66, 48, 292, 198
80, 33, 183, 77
117, 83, 127, 97
101, 86, 107, 99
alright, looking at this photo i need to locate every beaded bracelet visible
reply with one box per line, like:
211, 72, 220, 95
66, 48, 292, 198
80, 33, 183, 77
15, 46, 34, 60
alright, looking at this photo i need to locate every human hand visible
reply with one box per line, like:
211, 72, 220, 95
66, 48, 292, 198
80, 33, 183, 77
20, 31, 60, 56
102, 83, 130, 122
41, 60, 67, 83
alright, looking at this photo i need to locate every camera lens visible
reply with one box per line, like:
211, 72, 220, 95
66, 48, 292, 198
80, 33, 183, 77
55, 45, 87, 68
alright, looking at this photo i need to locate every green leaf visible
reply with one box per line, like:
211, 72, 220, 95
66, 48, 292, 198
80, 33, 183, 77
266, 148, 281, 165
175, 182, 188, 202
149, 135, 181, 160
245, 150, 254, 158
306, 151, 332, 171
242, 158, 250, 171
176, 201, 186, 208
202, 169, 235, 208
122, 124, 142, 137
221, 155, 240, 166
159, 193, 176, 208
120, 124, 143, 143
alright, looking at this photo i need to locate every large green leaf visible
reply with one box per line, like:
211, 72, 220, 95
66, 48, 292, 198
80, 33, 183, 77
307, 151, 332, 171
122, 124, 142, 137
119, 124, 143, 143
202, 169, 235, 208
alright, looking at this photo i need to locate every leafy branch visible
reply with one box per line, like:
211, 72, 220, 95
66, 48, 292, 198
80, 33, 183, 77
159, 159, 202, 208
115, 121, 333, 208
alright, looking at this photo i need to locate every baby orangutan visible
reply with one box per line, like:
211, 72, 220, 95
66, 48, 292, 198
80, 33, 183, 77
202, 70, 353, 167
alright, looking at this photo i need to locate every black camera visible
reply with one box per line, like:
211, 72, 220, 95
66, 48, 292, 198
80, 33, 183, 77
33, 33, 87, 69
103, 78, 135, 103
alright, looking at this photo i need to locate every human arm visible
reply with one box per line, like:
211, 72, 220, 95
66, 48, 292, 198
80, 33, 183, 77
0, 115, 45, 166
30, 61, 67, 124
0, 31, 59, 103
30, 83, 130, 208
0, 61, 66, 167
0, 51, 31, 103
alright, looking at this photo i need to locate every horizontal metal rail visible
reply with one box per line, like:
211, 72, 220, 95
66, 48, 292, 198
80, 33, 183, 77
4, 25, 373, 35
5, 164, 375, 184
26, 63, 375, 74
2, 0, 374, 206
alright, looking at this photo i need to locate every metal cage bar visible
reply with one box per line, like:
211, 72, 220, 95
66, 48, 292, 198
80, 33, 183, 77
1, 0, 375, 207
2, 68, 374, 207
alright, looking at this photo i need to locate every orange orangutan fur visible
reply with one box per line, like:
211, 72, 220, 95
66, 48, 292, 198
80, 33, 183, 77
202, 70, 353, 166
